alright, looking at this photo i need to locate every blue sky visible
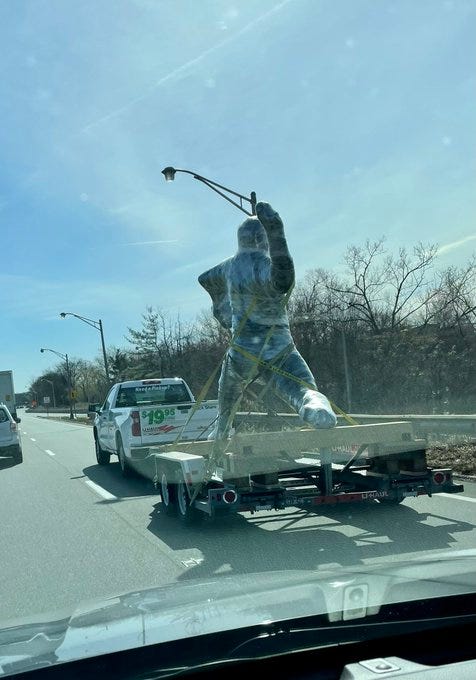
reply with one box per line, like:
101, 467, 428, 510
1, 0, 475, 391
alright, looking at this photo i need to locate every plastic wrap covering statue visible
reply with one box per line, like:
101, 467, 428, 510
198, 202, 337, 449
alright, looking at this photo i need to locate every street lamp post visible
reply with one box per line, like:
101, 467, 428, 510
41, 378, 56, 408
161, 167, 257, 216
60, 312, 110, 384
40, 348, 74, 419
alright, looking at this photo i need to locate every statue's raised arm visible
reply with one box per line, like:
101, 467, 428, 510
256, 202, 294, 294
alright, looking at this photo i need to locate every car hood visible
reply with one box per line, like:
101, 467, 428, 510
1, 549, 476, 676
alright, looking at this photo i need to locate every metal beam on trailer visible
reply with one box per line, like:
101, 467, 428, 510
151, 421, 419, 459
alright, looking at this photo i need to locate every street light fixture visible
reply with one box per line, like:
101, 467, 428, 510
161, 166, 257, 216
60, 312, 110, 384
40, 348, 74, 419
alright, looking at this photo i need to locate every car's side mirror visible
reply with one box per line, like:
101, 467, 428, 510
15, 416, 21, 423
87, 403, 102, 418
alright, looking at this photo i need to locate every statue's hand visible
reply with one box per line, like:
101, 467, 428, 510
256, 202, 284, 234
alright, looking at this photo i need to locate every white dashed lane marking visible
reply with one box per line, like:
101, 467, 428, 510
85, 480, 117, 501
30, 438, 36, 442
45, 450, 55, 456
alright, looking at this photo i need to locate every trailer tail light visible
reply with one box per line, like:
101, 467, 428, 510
131, 411, 141, 437
433, 471, 445, 485
223, 490, 237, 504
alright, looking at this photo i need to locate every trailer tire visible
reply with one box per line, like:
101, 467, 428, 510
95, 435, 110, 465
160, 472, 177, 516
176, 480, 204, 525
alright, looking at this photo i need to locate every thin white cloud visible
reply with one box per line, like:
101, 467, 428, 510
437, 233, 476, 256
118, 239, 179, 246
81, 0, 295, 132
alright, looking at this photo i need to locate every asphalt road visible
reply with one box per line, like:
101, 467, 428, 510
1, 412, 476, 627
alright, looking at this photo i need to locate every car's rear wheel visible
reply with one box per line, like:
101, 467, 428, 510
117, 437, 132, 478
95, 436, 110, 465
12, 445, 23, 464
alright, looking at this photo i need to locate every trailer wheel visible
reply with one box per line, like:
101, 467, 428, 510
160, 472, 177, 516
176, 480, 203, 525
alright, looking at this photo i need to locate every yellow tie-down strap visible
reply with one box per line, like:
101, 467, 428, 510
230, 342, 359, 427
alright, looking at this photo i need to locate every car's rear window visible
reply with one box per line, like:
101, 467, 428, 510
116, 384, 190, 407
0, 409, 9, 423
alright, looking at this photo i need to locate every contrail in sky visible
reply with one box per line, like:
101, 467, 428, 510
119, 239, 179, 246
437, 233, 476, 256
82, 0, 295, 132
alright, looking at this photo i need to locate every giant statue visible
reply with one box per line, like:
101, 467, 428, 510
198, 202, 337, 454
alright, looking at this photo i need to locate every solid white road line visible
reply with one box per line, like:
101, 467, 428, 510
45, 450, 55, 456
30, 438, 36, 442
85, 480, 117, 501
439, 493, 476, 504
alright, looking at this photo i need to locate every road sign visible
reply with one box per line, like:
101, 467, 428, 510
43, 396, 50, 405
70, 390, 78, 400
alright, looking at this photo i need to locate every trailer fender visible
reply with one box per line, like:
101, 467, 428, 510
153, 451, 206, 488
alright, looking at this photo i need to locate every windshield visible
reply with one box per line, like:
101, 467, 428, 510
1, 0, 476, 677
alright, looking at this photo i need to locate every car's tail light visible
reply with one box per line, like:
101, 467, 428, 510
131, 410, 141, 436
10, 422, 17, 432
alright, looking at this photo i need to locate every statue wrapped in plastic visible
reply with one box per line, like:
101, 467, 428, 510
198, 202, 337, 455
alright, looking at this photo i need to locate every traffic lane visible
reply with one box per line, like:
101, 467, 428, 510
0, 433, 184, 625
14, 414, 476, 589
19, 414, 163, 499
18, 413, 95, 476
18, 413, 156, 503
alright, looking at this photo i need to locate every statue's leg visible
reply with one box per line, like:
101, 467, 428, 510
270, 348, 337, 429
213, 353, 246, 443
206, 351, 257, 479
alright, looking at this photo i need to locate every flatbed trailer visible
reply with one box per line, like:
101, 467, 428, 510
148, 421, 464, 523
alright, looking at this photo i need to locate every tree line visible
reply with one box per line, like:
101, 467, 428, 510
29, 239, 476, 415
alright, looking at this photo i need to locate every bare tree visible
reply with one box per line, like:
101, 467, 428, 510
326, 238, 438, 332
423, 256, 476, 331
